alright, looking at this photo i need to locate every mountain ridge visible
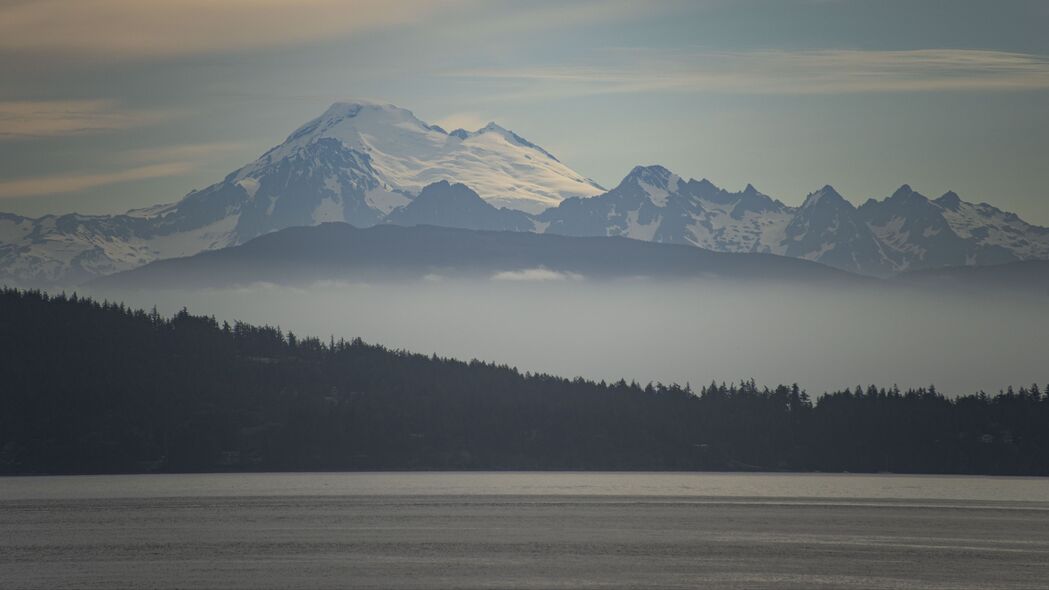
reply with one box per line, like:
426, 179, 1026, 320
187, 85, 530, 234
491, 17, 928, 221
90, 222, 864, 290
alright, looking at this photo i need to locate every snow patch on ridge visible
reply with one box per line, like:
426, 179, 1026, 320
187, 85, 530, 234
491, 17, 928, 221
365, 188, 411, 214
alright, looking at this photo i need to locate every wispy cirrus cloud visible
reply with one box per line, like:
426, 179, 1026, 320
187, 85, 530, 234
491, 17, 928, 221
0, 140, 246, 199
448, 48, 1049, 97
127, 141, 248, 164
0, 0, 466, 59
0, 100, 171, 139
0, 162, 191, 199
450, 0, 678, 38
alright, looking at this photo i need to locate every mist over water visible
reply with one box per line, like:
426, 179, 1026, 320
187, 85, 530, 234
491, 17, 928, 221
88, 279, 1049, 396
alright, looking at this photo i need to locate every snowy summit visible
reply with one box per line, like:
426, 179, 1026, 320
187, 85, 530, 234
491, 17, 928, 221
241, 100, 604, 214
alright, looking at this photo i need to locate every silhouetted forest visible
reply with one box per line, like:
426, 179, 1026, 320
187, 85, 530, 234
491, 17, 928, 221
1, 288, 1047, 475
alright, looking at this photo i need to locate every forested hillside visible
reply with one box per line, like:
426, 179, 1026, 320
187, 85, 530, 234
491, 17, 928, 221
1, 288, 1046, 475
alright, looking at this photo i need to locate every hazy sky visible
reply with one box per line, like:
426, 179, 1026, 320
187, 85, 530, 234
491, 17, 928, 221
1, 0, 1048, 223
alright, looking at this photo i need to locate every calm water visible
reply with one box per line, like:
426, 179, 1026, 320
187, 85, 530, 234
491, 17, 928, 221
1, 472, 1048, 589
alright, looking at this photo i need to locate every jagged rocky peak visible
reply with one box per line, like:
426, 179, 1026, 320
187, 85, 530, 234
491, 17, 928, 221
620, 165, 679, 190
478, 121, 507, 133
731, 183, 783, 216
887, 184, 930, 203
801, 185, 851, 209
729, 184, 781, 219
695, 178, 719, 191
935, 190, 962, 209
609, 165, 686, 209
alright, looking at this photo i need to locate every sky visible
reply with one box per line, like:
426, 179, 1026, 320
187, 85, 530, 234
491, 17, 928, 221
1, 0, 1047, 223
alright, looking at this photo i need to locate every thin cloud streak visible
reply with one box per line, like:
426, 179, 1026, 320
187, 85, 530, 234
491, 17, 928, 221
0, 139, 248, 199
0, 0, 466, 59
128, 142, 249, 164
448, 0, 679, 38
0, 163, 192, 199
448, 49, 1049, 96
0, 100, 171, 139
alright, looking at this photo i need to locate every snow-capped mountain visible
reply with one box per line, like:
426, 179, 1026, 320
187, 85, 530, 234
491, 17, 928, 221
536, 165, 1049, 276
538, 165, 795, 251
780, 185, 896, 276
0, 101, 602, 286
858, 185, 1046, 269
239, 101, 603, 214
2, 100, 1047, 286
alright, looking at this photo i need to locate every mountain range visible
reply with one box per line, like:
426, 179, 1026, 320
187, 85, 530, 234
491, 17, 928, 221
1, 100, 1047, 286
533, 166, 1049, 277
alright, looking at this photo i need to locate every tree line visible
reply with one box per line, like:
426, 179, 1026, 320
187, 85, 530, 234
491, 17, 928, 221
1, 287, 1046, 475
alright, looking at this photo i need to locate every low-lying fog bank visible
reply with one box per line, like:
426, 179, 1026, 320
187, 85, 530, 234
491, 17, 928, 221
86, 278, 1049, 396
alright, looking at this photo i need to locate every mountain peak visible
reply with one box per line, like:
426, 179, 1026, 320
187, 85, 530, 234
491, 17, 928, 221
281, 100, 428, 146
386, 180, 535, 232
478, 121, 507, 133
614, 165, 681, 206
624, 164, 674, 184
471, 123, 561, 162
890, 184, 915, 197
416, 179, 480, 201
326, 98, 399, 111
888, 184, 930, 205
317, 100, 416, 124
801, 185, 850, 209
935, 190, 962, 210
240, 100, 602, 214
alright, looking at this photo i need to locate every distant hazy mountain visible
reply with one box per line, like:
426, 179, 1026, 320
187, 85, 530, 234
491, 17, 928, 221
92, 223, 861, 290
537, 165, 1049, 276
0, 101, 601, 286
